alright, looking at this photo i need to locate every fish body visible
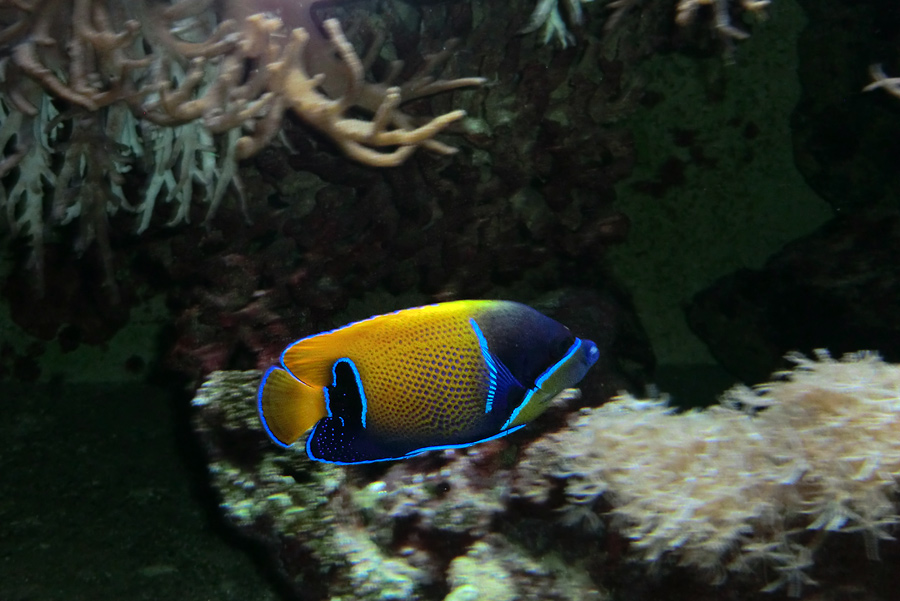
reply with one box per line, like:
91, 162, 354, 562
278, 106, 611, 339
258, 300, 599, 464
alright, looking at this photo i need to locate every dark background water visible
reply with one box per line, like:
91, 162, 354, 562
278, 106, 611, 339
0, 380, 275, 601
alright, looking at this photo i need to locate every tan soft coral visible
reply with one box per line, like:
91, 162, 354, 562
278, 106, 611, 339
0, 0, 483, 290
521, 0, 772, 48
865, 64, 900, 100
538, 350, 900, 595
2, 0, 480, 164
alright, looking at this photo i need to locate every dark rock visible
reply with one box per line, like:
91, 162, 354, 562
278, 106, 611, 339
687, 209, 900, 383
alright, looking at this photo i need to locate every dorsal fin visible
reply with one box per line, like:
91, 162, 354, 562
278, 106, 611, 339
281, 301, 499, 385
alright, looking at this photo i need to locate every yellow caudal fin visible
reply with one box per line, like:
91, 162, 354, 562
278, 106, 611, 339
258, 367, 327, 447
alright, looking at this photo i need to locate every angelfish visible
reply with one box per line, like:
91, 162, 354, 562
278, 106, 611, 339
257, 300, 600, 464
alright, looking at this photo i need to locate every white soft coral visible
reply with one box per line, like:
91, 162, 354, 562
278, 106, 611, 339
543, 350, 900, 595
519, 0, 592, 47
520, 0, 772, 47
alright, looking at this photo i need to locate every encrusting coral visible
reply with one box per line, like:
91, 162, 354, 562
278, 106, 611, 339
192, 350, 900, 599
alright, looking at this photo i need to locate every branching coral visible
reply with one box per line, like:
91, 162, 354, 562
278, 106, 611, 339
521, 0, 771, 48
865, 64, 900, 100
0, 0, 483, 289
673, 0, 771, 41
543, 350, 900, 595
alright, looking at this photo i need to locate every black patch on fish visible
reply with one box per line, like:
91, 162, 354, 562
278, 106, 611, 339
328, 360, 365, 429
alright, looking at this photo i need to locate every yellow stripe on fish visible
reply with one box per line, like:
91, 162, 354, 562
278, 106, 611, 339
257, 300, 600, 464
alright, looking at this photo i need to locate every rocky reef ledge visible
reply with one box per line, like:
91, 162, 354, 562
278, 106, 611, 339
192, 357, 900, 601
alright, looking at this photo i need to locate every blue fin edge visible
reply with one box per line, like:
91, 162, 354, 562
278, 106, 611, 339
257, 366, 293, 449
279, 302, 468, 373
305, 422, 527, 465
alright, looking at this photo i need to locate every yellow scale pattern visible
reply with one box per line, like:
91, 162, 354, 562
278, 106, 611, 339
351, 312, 491, 440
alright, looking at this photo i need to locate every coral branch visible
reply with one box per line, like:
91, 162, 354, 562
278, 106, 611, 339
865, 64, 900, 100
0, 0, 483, 290
521, 0, 772, 47
270, 18, 480, 167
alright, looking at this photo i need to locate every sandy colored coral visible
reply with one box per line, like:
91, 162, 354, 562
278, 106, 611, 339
0, 0, 482, 290
543, 350, 900, 595
865, 64, 900, 100
522, 0, 772, 47
674, 0, 770, 40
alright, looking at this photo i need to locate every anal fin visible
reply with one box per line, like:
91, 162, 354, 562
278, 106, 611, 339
306, 417, 412, 464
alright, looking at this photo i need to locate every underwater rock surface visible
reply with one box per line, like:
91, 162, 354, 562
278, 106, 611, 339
192, 358, 900, 601
687, 208, 900, 383
192, 370, 606, 601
